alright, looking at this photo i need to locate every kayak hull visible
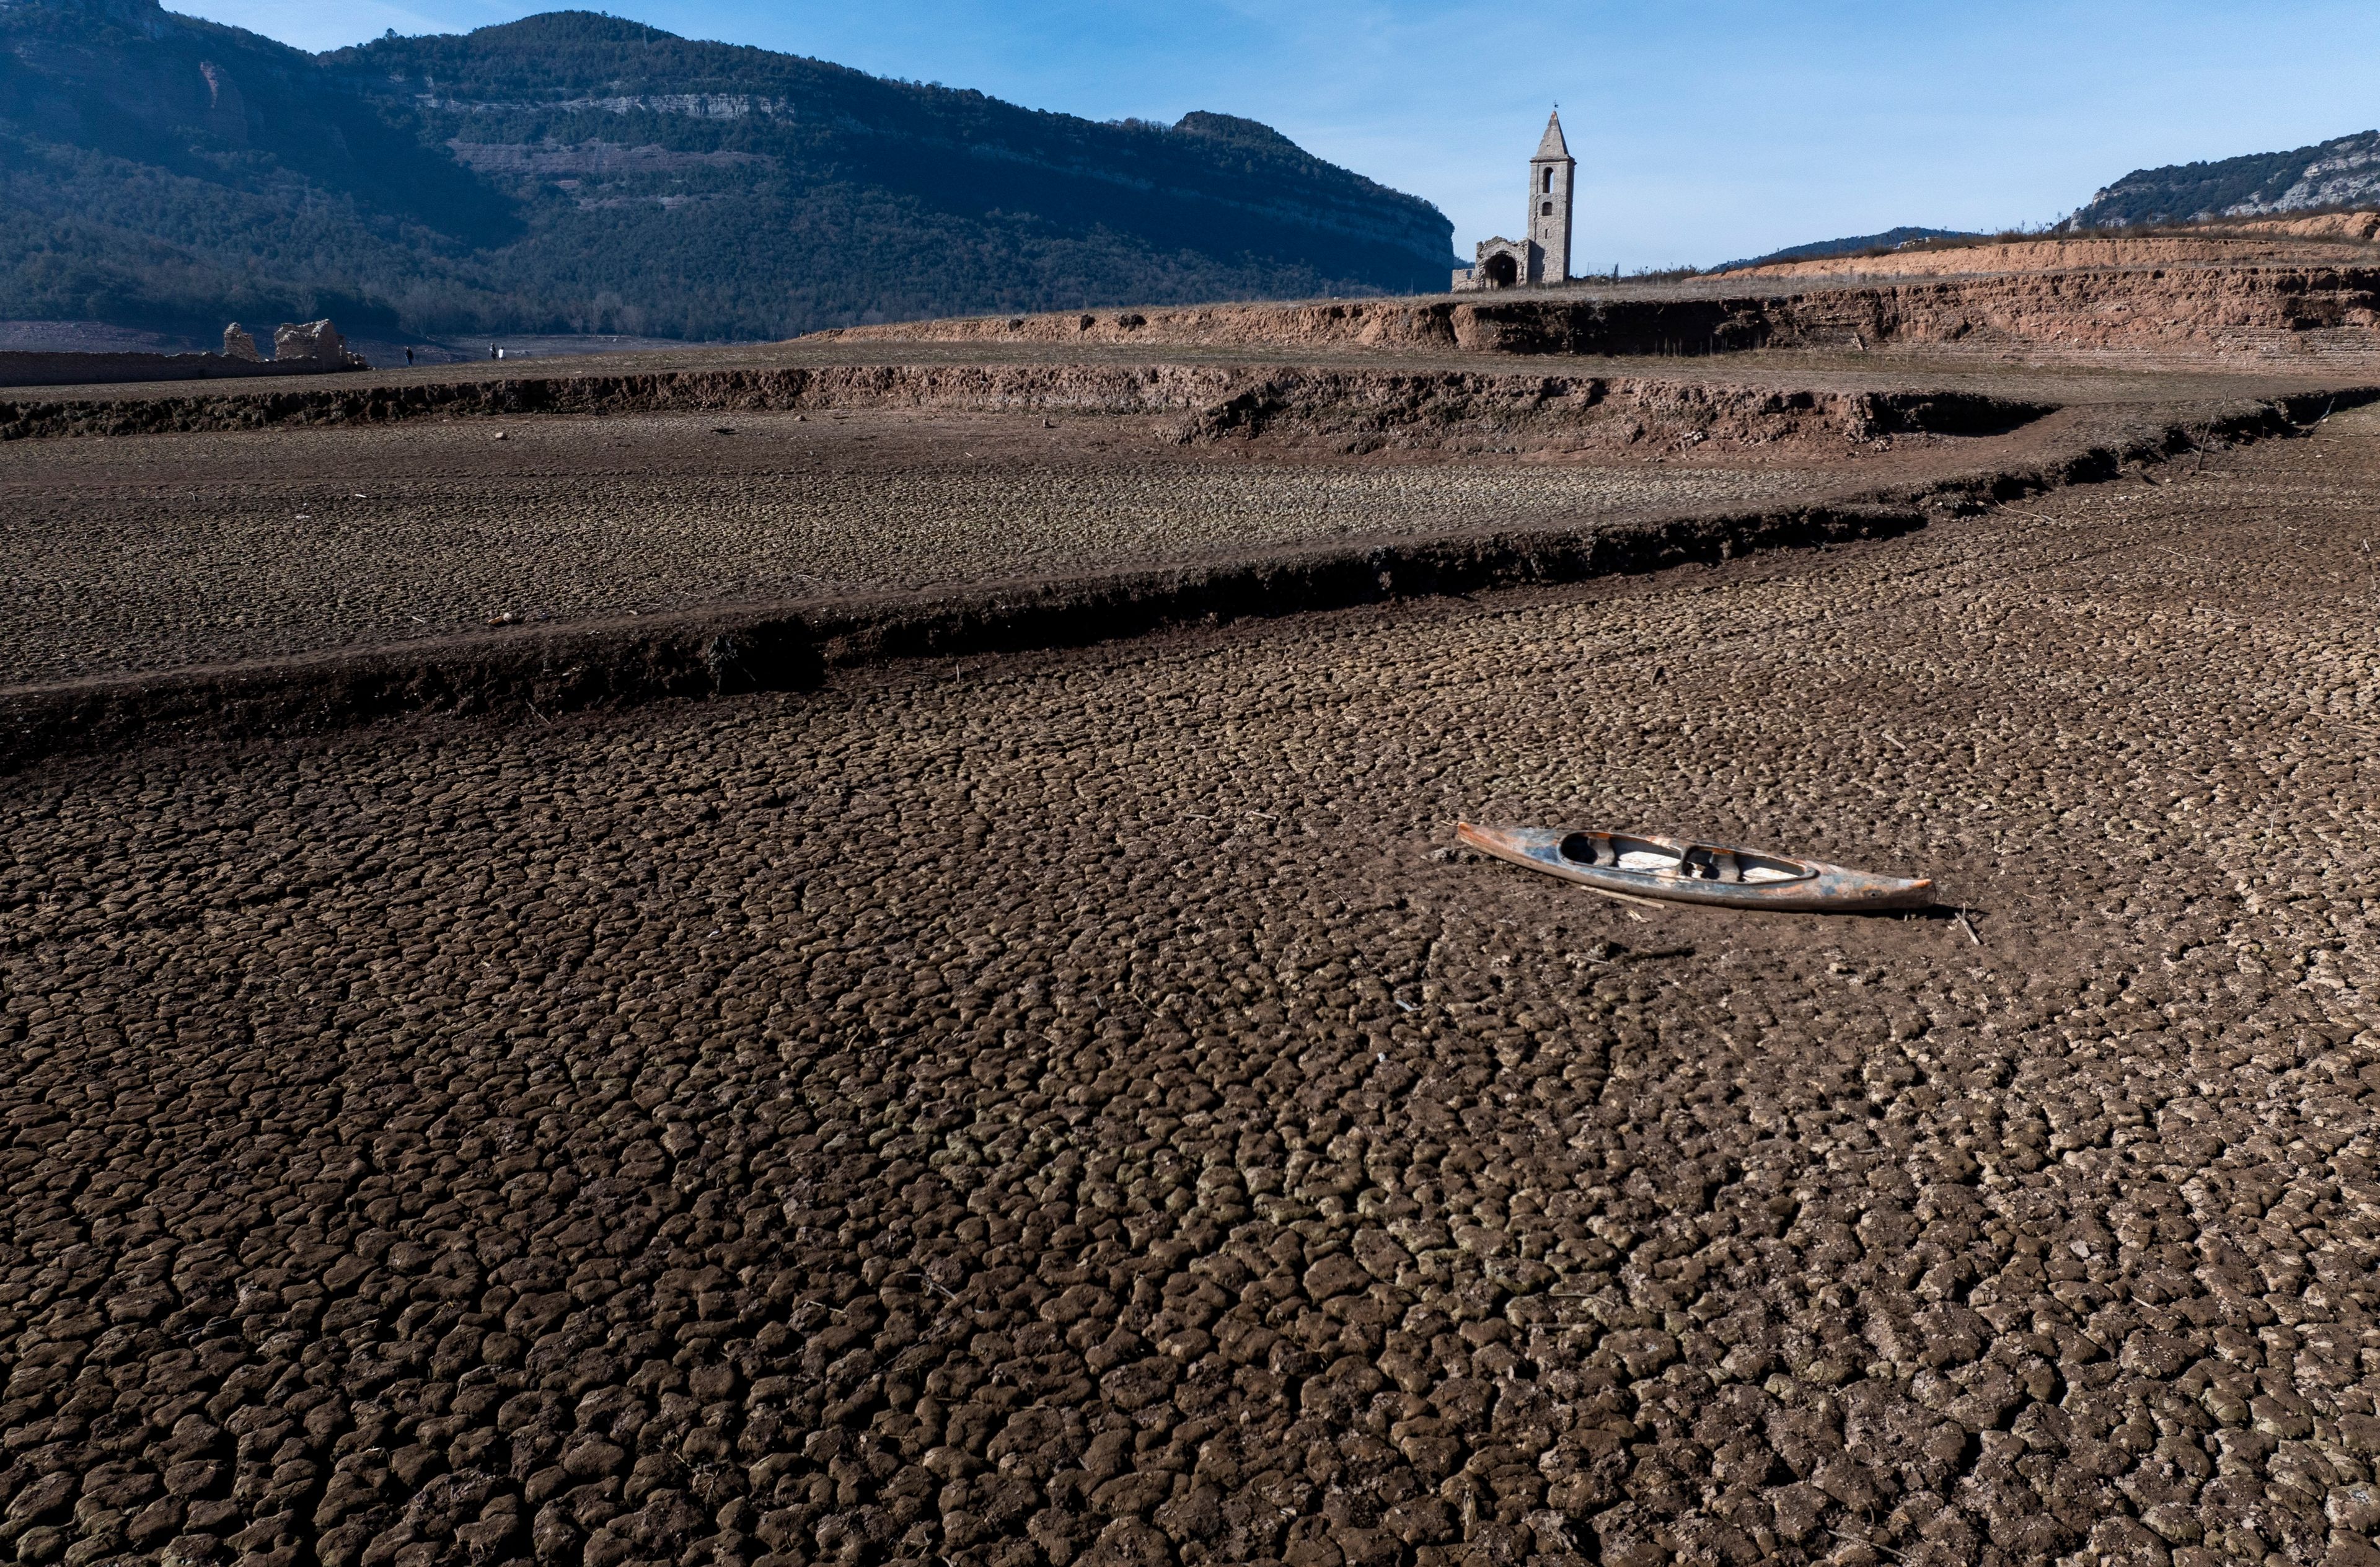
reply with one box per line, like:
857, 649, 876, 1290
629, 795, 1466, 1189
1457, 822, 1935, 912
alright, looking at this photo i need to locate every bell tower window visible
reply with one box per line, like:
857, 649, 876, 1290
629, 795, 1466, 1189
1541, 168, 1553, 193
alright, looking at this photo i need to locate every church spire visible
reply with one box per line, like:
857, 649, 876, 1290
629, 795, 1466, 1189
1535, 109, 1571, 162
1527, 108, 1574, 286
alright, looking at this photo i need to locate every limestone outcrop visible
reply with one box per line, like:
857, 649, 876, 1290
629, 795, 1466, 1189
222, 322, 260, 361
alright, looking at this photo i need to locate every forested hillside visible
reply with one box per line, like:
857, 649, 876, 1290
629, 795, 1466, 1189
1712, 226, 1980, 273
2068, 130, 2380, 228
0, 0, 1459, 338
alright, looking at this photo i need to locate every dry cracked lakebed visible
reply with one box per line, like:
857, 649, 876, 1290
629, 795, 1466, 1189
0, 385, 2189, 689
0, 407, 2376, 1567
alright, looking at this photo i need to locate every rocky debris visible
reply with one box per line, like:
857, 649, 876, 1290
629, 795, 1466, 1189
1, 404, 2376, 1567
220, 324, 260, 362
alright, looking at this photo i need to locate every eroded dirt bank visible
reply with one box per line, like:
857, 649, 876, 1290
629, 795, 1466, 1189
825, 269, 2380, 361
1, 406, 2374, 1567
0, 363, 2046, 446
1729, 225, 2380, 280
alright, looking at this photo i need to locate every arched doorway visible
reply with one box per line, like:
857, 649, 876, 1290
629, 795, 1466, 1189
1483, 252, 1518, 288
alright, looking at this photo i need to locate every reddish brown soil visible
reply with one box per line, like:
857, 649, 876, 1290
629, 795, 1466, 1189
821, 276, 2380, 364
0, 360, 2063, 445
1732, 225, 2380, 279
1, 397, 2374, 1567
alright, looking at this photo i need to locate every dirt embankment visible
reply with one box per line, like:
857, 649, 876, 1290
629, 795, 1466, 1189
1773, 267, 2380, 354
0, 362, 2040, 450
1730, 224, 2380, 278
2236, 209, 2380, 241
822, 268, 2380, 360
1166, 376, 2043, 451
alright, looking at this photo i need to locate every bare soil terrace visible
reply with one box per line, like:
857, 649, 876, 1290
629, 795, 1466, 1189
0, 409, 1892, 686
1, 364, 2376, 1567
0, 350, 2356, 702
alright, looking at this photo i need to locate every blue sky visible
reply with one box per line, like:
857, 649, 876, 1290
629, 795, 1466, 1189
182, 0, 2380, 268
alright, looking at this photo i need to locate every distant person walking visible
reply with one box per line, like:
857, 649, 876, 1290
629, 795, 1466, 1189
405, 347, 413, 366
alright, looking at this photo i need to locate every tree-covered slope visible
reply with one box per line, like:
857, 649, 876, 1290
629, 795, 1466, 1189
0, 0, 1460, 338
2068, 130, 2380, 228
1711, 226, 1981, 274
0, 0, 522, 329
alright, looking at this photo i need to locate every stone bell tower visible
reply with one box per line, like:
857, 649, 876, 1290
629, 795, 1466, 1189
1528, 109, 1575, 285
1452, 108, 1579, 291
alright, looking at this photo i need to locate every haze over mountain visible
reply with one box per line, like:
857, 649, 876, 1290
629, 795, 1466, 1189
0, 0, 1459, 340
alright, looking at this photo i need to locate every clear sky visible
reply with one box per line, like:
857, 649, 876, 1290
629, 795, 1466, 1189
178, 0, 2380, 269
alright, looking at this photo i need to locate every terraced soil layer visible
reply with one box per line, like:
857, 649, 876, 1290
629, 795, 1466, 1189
1, 368, 2360, 769
1, 404, 2374, 1567
826, 270, 2380, 360
0, 363, 2045, 445
1730, 226, 2380, 280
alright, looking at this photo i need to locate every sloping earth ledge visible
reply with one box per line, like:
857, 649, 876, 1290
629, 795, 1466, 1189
1, 389, 2368, 773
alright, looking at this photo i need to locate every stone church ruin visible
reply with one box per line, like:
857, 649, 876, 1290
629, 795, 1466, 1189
0, 318, 368, 389
1453, 110, 1576, 291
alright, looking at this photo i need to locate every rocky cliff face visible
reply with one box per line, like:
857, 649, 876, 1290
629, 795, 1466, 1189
2069, 130, 2380, 227
0, 2, 1458, 338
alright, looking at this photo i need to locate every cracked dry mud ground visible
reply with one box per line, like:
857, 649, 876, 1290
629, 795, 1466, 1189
0, 410, 1860, 686
2, 406, 2377, 1567
0, 397, 2097, 687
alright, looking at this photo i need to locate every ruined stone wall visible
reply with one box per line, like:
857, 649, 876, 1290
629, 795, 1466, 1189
0, 350, 358, 390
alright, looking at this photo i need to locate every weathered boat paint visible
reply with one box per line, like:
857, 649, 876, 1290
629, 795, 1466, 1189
1456, 822, 1934, 912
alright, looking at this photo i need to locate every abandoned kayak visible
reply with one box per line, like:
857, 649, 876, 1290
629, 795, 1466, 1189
1456, 822, 1934, 912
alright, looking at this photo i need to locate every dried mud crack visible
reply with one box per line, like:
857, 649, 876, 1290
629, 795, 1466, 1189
2, 387, 2365, 770
1, 405, 2376, 1567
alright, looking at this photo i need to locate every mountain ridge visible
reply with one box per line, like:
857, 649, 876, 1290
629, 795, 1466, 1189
0, 0, 1460, 338
2067, 130, 2380, 228
1711, 226, 1981, 275
1712, 131, 2380, 274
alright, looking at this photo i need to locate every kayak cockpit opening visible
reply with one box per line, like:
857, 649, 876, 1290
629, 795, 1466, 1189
1680, 844, 1813, 883
1561, 831, 1683, 874
1558, 831, 1612, 867
1558, 831, 1815, 884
